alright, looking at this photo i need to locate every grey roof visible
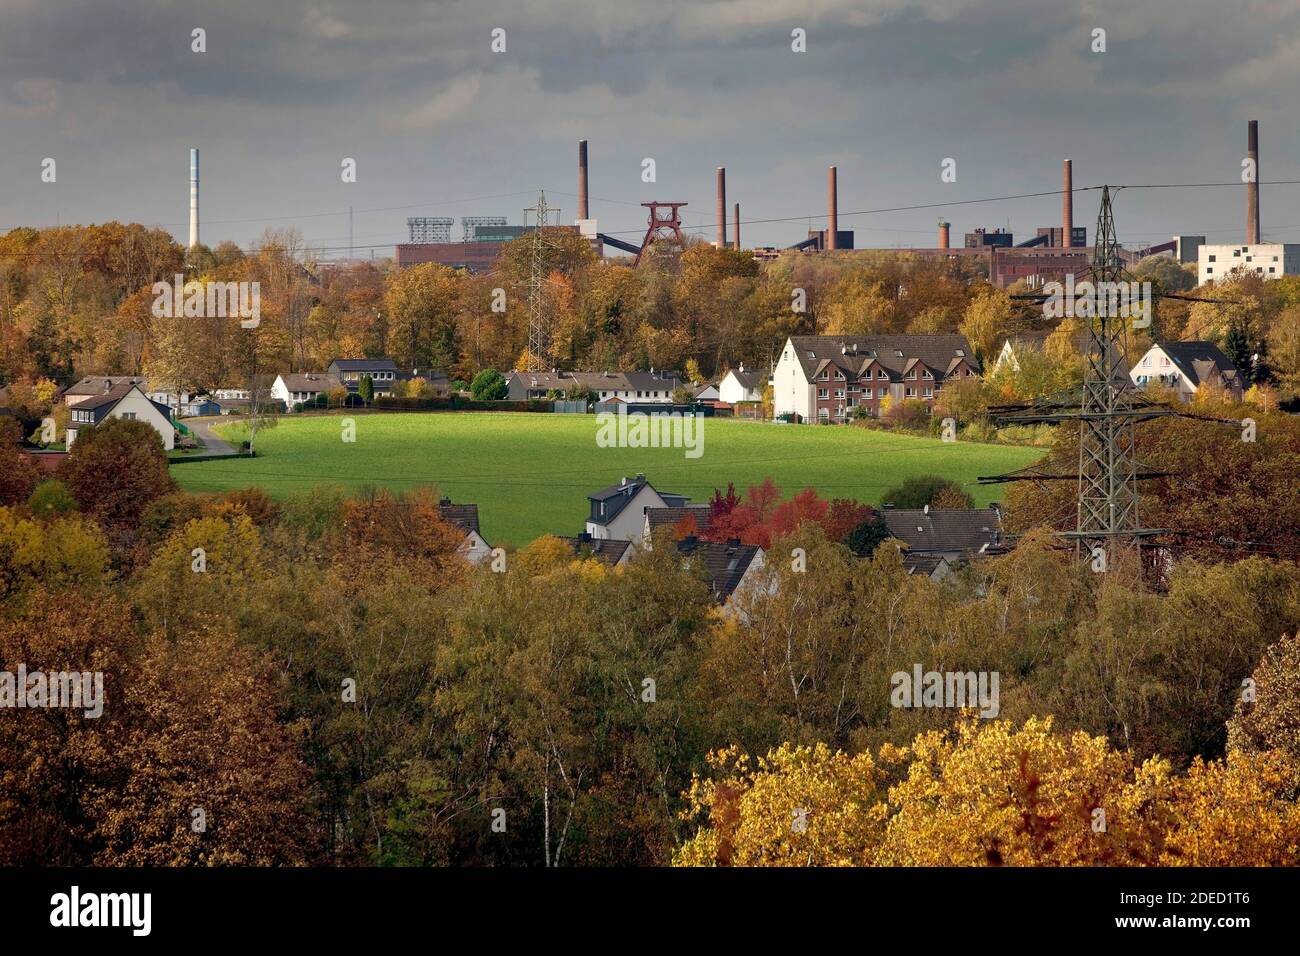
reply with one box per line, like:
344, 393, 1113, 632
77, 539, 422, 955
508, 369, 683, 392
726, 367, 766, 390
901, 552, 948, 577
437, 501, 480, 536
645, 505, 712, 536
329, 358, 398, 372
675, 537, 762, 601
882, 507, 1002, 556
556, 535, 634, 566
1157, 341, 1241, 389
278, 372, 342, 392
66, 375, 148, 397
588, 474, 656, 525
786, 334, 979, 382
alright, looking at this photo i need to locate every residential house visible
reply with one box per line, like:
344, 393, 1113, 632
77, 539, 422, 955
880, 505, 1003, 564
717, 364, 767, 404
272, 372, 343, 410
1130, 341, 1243, 402
642, 505, 713, 546
327, 358, 400, 396
66, 383, 175, 450
992, 330, 1054, 373
556, 533, 635, 567
437, 498, 493, 564
674, 535, 767, 608
900, 552, 953, 582
506, 369, 684, 404
63, 376, 149, 407
773, 334, 980, 423
585, 474, 690, 546
693, 381, 721, 402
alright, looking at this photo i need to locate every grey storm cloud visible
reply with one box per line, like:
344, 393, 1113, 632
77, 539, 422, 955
2, 0, 1300, 252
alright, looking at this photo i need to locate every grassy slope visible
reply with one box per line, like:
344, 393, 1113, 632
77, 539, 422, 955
171, 412, 1045, 547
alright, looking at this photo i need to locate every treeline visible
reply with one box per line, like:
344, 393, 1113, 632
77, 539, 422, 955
2, 417, 1299, 865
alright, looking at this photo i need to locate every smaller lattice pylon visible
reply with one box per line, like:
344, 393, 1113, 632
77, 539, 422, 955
634, 202, 689, 265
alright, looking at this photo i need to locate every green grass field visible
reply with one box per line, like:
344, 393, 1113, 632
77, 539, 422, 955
171, 412, 1045, 547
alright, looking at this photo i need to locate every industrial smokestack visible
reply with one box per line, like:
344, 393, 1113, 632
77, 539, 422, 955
716, 167, 727, 248
578, 140, 589, 221
189, 147, 200, 250
939, 220, 950, 249
1247, 120, 1260, 244
1062, 159, 1073, 248
734, 202, 741, 249
828, 165, 838, 250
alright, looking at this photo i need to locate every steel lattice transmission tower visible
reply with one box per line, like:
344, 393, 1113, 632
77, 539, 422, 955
1062, 186, 1164, 565
523, 191, 560, 371
981, 186, 1173, 570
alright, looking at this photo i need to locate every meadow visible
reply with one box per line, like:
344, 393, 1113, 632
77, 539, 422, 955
172, 412, 1046, 546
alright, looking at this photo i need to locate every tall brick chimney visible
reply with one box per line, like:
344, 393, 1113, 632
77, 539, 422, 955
827, 166, 838, 250
716, 167, 727, 248
733, 202, 741, 249
577, 140, 589, 221
1062, 159, 1073, 248
939, 220, 950, 249
1247, 120, 1261, 244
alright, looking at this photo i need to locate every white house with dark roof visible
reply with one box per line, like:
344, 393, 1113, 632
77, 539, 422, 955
272, 372, 342, 409
773, 334, 979, 423
1130, 342, 1243, 402
585, 474, 690, 545
437, 498, 492, 564
66, 383, 175, 450
717, 364, 767, 404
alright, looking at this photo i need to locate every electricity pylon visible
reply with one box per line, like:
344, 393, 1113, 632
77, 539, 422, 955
523, 191, 559, 371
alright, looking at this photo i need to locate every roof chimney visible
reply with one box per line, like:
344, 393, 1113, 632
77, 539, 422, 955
578, 140, 589, 221
1247, 120, 1261, 244
827, 166, 839, 250
1062, 159, 1073, 248
716, 167, 727, 248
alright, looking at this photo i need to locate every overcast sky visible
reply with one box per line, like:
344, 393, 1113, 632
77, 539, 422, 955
3, 0, 1300, 257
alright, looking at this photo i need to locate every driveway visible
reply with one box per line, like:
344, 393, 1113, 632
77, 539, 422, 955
186, 416, 239, 456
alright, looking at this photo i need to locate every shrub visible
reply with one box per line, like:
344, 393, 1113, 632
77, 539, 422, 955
28, 479, 78, 518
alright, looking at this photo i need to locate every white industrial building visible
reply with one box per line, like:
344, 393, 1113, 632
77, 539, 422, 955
1198, 243, 1300, 285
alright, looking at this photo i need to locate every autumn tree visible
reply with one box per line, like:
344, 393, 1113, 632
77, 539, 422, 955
60, 417, 175, 532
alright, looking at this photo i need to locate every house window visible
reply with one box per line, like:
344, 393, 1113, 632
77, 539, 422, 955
906, 370, 917, 381
834, 389, 844, 399
834, 370, 844, 380
878, 388, 887, 398
1208, 255, 1216, 262
818, 408, 829, 421
818, 388, 829, 399
1143, 356, 1150, 366
905, 387, 915, 398
923, 387, 933, 398
121, 412, 136, 420
818, 371, 829, 381
923, 370, 934, 380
